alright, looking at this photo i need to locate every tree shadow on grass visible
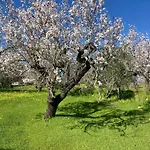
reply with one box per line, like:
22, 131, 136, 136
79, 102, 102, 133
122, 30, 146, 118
57, 100, 150, 136
0, 87, 46, 93
58, 101, 110, 118
0, 148, 15, 150
107, 90, 135, 100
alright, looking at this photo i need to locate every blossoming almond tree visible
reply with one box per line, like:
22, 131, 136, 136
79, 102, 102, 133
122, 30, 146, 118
0, 0, 124, 118
125, 29, 150, 92
0, 50, 26, 81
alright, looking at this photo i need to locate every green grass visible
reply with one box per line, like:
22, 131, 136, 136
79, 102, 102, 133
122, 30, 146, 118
0, 86, 150, 150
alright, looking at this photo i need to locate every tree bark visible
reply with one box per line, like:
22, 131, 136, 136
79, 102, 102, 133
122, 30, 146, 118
146, 78, 150, 93
36, 85, 42, 92
44, 61, 91, 118
44, 94, 63, 118
44, 43, 96, 118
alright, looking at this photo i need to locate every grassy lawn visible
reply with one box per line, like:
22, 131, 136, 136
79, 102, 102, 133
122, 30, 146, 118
0, 86, 150, 150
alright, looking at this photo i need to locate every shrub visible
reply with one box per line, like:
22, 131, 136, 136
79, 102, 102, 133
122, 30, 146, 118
69, 84, 95, 96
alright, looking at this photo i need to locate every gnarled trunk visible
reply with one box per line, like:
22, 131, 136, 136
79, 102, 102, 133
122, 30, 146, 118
44, 94, 63, 118
44, 61, 91, 119
44, 43, 96, 118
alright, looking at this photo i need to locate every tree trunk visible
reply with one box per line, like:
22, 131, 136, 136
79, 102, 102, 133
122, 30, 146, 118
44, 43, 96, 119
44, 61, 91, 119
146, 78, 150, 93
36, 85, 42, 92
117, 87, 122, 99
44, 94, 63, 118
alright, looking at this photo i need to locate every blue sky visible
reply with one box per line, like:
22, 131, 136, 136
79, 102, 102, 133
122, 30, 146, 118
104, 0, 150, 35
13, 0, 150, 35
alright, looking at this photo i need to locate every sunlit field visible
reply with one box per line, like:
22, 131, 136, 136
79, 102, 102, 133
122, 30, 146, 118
0, 86, 150, 150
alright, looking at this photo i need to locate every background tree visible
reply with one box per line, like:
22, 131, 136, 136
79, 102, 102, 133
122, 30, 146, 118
0, 48, 26, 87
96, 45, 135, 98
125, 29, 150, 92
